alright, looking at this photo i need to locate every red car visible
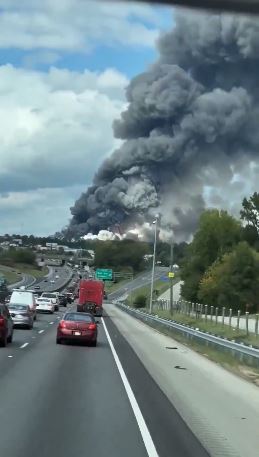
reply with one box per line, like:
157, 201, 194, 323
56, 312, 98, 346
0, 304, 14, 347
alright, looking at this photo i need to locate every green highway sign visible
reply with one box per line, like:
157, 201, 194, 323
95, 269, 113, 281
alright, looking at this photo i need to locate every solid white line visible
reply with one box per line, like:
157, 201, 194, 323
101, 317, 158, 457
20, 343, 29, 349
38, 330, 44, 334
49, 322, 54, 324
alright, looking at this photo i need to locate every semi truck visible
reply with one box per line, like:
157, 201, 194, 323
77, 279, 104, 316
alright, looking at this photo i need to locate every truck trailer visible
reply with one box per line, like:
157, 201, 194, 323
77, 279, 104, 316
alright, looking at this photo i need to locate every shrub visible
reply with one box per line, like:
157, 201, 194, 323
134, 294, 147, 308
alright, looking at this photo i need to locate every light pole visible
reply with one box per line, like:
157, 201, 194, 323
149, 216, 159, 314
169, 238, 174, 315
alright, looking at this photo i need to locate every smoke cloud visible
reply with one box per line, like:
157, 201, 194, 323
69, 10, 259, 241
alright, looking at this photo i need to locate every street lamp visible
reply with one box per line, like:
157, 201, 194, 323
149, 215, 159, 314
169, 237, 174, 315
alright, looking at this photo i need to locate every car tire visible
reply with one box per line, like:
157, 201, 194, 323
29, 322, 33, 330
34, 314, 37, 321
91, 339, 97, 347
56, 338, 62, 344
0, 334, 8, 347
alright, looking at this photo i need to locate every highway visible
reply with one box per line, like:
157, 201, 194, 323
109, 267, 168, 301
1, 269, 258, 457
9, 265, 72, 293
31, 265, 73, 292
0, 300, 209, 457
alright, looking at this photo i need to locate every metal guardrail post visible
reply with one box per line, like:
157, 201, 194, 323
215, 307, 218, 325
191, 302, 194, 315
255, 314, 259, 338
210, 306, 214, 322
222, 307, 225, 326
200, 303, 203, 316
245, 312, 249, 336
205, 304, 208, 323
229, 308, 232, 327
237, 310, 241, 330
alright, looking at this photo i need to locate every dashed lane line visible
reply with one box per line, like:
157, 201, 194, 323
20, 343, 29, 349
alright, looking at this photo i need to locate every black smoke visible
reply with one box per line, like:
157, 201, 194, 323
69, 10, 259, 241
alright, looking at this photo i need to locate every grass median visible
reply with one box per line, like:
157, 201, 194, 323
0, 263, 48, 284
126, 275, 180, 306
0, 267, 21, 284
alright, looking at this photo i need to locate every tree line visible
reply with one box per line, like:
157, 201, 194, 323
181, 192, 259, 313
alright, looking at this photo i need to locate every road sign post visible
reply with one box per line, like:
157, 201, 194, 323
95, 269, 113, 281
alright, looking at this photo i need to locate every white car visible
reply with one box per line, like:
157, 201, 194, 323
36, 297, 55, 314
50, 279, 55, 284
41, 292, 59, 311
55, 275, 59, 279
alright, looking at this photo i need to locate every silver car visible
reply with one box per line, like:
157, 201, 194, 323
8, 303, 34, 329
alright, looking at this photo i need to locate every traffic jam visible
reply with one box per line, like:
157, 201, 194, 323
0, 274, 106, 348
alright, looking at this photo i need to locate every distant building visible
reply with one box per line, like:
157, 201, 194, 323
13, 238, 22, 246
46, 242, 58, 250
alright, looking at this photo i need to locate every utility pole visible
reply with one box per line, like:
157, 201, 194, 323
149, 216, 158, 314
170, 238, 174, 315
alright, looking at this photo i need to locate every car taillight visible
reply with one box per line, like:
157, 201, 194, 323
59, 320, 67, 329
0, 316, 5, 326
88, 323, 96, 330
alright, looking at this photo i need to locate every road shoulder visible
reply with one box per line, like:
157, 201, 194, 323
105, 302, 259, 457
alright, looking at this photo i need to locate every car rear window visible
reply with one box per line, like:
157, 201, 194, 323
8, 304, 28, 310
42, 293, 55, 298
64, 313, 93, 322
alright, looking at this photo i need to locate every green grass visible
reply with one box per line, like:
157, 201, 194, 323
0, 263, 48, 283
105, 270, 157, 295
128, 274, 180, 305
0, 268, 21, 284
152, 309, 259, 347
17, 264, 48, 278
105, 279, 131, 294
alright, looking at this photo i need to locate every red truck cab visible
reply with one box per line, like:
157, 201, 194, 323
77, 279, 104, 316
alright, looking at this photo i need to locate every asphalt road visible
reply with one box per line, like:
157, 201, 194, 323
0, 301, 209, 457
29, 265, 72, 292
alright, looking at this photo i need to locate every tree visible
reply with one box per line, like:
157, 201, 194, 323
181, 209, 241, 302
198, 242, 259, 313
94, 240, 151, 272
240, 192, 259, 234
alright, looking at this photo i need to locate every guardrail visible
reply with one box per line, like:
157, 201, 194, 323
115, 302, 259, 368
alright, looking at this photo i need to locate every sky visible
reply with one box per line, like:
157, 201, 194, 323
0, 0, 173, 236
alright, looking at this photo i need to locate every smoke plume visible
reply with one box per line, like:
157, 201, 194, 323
69, 10, 259, 241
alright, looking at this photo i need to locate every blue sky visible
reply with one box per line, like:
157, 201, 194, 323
0, 0, 173, 235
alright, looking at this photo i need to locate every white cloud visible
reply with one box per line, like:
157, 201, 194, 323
0, 0, 164, 51
0, 64, 128, 194
0, 185, 85, 235
0, 63, 129, 235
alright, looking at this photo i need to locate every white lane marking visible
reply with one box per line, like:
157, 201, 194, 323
101, 317, 158, 457
49, 322, 54, 325
8, 355, 13, 358
38, 330, 44, 334
20, 343, 29, 349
